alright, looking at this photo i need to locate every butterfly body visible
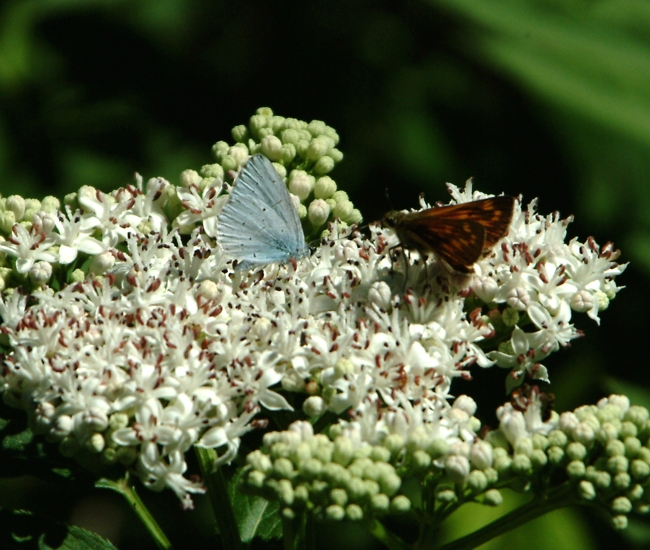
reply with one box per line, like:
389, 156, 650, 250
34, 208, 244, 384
217, 155, 310, 270
382, 196, 515, 273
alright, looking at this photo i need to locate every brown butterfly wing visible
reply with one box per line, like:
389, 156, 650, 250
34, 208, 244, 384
396, 215, 487, 272
422, 196, 515, 249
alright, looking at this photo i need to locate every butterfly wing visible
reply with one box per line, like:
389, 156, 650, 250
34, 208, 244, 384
397, 214, 486, 272
217, 155, 310, 269
431, 196, 515, 249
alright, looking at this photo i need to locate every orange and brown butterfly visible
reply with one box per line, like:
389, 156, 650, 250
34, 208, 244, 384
381, 195, 516, 273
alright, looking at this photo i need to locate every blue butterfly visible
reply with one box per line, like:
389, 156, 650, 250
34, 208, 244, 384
217, 155, 310, 270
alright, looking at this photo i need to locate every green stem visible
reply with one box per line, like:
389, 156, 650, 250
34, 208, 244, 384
195, 447, 243, 550
435, 483, 579, 550
96, 476, 171, 549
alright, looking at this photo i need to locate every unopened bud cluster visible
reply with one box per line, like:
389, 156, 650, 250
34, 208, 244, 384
208, 107, 362, 237
244, 421, 410, 521
245, 395, 650, 529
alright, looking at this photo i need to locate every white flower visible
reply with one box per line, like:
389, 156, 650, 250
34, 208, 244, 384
0, 176, 624, 508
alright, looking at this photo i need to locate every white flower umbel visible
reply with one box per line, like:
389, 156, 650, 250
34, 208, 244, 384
0, 159, 626, 509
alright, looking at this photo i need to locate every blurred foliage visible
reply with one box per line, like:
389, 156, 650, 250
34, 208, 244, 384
1, 0, 649, 548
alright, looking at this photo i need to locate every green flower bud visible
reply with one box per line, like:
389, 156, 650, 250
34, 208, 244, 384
280, 143, 297, 164
295, 139, 310, 158
613, 472, 631, 490
277, 479, 294, 505
313, 176, 337, 200
624, 436, 641, 457
483, 489, 503, 506
329, 148, 343, 163
611, 515, 628, 530
579, 480, 596, 500
330, 488, 348, 507
620, 422, 638, 440
303, 395, 325, 417
288, 170, 314, 201
530, 449, 548, 469
247, 470, 266, 488
363, 479, 381, 498
301, 457, 324, 480
511, 454, 532, 474
323, 462, 351, 487
567, 442, 587, 461
370, 493, 390, 513
467, 470, 488, 492
258, 127, 274, 140
212, 141, 230, 161
346, 477, 366, 501
436, 489, 457, 503
348, 457, 374, 479
69, 269, 85, 283
470, 441, 493, 470
248, 451, 273, 473
370, 446, 391, 463
41, 196, 61, 213
261, 135, 283, 161
638, 447, 650, 464
548, 446, 565, 465
294, 484, 309, 505
377, 469, 401, 497
221, 155, 238, 173
607, 455, 629, 475
90, 252, 116, 275
411, 449, 432, 473
493, 454, 512, 474
290, 442, 312, 466
611, 496, 632, 514
390, 495, 411, 514
307, 136, 334, 161
567, 460, 586, 479
284, 118, 306, 130
591, 469, 611, 489
625, 405, 649, 427
346, 504, 364, 521
249, 114, 269, 140
314, 155, 335, 175
573, 422, 596, 444
598, 422, 620, 444
231, 124, 249, 143
180, 169, 201, 188
269, 115, 286, 133
346, 208, 363, 225
606, 439, 625, 457
307, 120, 327, 137
29, 261, 52, 285
630, 459, 650, 480
101, 447, 117, 464
325, 504, 345, 521
595, 290, 609, 311
627, 483, 644, 501
501, 307, 519, 327
332, 199, 353, 221
0, 211, 16, 233
85, 433, 105, 453
333, 357, 355, 377
6, 195, 25, 221
514, 438, 534, 457
281, 129, 300, 145
274, 457, 294, 479
445, 455, 470, 483
281, 507, 295, 520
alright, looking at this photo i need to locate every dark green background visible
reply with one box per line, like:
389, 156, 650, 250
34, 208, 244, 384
1, 0, 649, 548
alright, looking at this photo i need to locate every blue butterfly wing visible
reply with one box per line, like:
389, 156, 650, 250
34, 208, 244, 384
217, 155, 310, 269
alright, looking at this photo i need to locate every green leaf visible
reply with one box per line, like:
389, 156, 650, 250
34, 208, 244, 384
229, 466, 281, 542
0, 509, 117, 549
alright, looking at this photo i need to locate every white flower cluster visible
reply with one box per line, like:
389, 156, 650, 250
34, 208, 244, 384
0, 165, 625, 508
